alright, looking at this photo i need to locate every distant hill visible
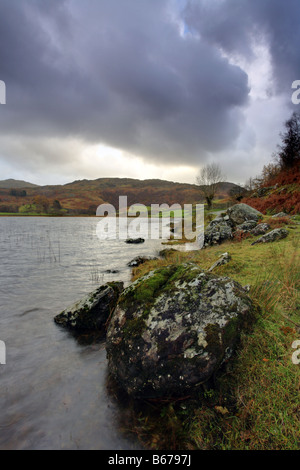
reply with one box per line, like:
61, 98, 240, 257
0, 179, 40, 189
0, 177, 242, 215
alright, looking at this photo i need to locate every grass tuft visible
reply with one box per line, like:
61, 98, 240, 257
123, 219, 300, 450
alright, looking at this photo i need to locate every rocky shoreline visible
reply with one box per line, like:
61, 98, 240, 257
54, 203, 292, 400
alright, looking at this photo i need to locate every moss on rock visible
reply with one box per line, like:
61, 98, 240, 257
106, 265, 258, 399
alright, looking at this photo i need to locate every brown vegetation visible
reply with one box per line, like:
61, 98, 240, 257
242, 163, 300, 215
0, 177, 240, 215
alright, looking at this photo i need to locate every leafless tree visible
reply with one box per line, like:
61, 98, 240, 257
274, 112, 300, 169
196, 163, 225, 209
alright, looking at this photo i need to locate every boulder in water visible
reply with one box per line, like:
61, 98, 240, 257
125, 238, 145, 244
106, 264, 257, 398
54, 282, 123, 332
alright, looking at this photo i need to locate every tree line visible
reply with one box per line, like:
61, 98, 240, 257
196, 111, 300, 207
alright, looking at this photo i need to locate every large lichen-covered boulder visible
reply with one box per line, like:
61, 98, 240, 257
54, 282, 123, 331
227, 203, 263, 226
106, 264, 257, 398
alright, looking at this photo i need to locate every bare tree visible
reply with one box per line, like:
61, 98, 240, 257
196, 163, 225, 209
244, 177, 255, 192
274, 112, 300, 169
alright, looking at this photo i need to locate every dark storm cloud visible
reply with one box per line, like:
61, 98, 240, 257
184, 0, 300, 98
0, 0, 250, 167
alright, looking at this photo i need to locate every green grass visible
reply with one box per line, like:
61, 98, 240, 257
126, 219, 300, 450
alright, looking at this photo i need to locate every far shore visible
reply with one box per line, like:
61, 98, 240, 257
0, 213, 97, 217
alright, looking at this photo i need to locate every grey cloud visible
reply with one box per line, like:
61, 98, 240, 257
0, 0, 250, 169
184, 0, 300, 98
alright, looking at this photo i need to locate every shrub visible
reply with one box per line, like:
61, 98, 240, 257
268, 217, 291, 229
233, 230, 253, 242
242, 191, 300, 215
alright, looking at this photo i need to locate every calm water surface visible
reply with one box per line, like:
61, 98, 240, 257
0, 216, 165, 450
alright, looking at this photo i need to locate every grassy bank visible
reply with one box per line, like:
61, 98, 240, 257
120, 216, 300, 450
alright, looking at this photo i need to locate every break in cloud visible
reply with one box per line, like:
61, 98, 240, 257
0, 0, 299, 185
185, 0, 300, 96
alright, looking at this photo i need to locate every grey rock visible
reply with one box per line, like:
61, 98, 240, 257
271, 212, 290, 218
251, 228, 289, 246
54, 282, 123, 331
208, 252, 231, 272
235, 220, 257, 232
106, 264, 257, 398
210, 216, 226, 225
227, 203, 263, 226
250, 223, 271, 236
127, 256, 158, 267
203, 220, 233, 247
125, 238, 145, 244
257, 186, 275, 197
257, 187, 268, 197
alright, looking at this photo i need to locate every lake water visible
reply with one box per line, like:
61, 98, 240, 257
0, 216, 166, 450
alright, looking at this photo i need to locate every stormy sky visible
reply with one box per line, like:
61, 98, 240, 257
0, 0, 299, 186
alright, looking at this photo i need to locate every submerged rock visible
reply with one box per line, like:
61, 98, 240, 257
227, 203, 263, 226
106, 264, 257, 398
54, 282, 123, 331
251, 228, 289, 245
125, 238, 145, 244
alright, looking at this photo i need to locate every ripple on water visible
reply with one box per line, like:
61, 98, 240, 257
0, 217, 162, 449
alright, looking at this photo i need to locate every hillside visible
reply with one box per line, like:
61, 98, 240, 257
242, 164, 300, 215
0, 179, 40, 189
0, 177, 241, 215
